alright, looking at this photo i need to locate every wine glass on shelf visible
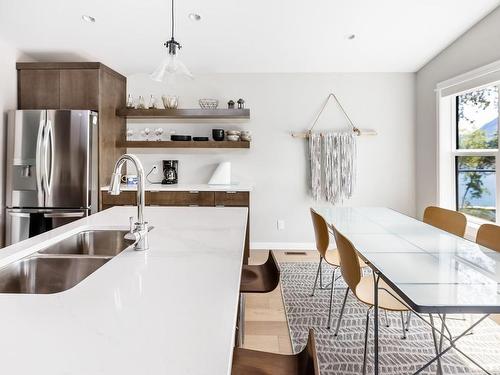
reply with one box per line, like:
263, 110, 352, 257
154, 127, 164, 141
126, 128, 134, 141
143, 127, 151, 141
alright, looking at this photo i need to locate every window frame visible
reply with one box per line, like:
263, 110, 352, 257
450, 84, 500, 224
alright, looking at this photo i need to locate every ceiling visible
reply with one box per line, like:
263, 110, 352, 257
0, 0, 499, 75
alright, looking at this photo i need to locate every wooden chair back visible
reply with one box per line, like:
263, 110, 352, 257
476, 223, 500, 252
423, 206, 467, 237
310, 208, 329, 258
331, 226, 362, 293
261, 251, 281, 292
297, 329, 321, 375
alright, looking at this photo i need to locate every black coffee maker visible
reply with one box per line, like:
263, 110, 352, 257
162, 160, 178, 184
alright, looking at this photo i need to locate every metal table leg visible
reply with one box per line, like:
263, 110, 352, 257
412, 314, 490, 375
373, 272, 380, 375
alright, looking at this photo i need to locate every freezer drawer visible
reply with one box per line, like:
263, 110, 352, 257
5, 209, 89, 246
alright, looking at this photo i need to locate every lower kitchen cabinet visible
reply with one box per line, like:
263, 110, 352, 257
101, 190, 250, 263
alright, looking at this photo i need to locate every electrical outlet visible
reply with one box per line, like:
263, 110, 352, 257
277, 219, 285, 231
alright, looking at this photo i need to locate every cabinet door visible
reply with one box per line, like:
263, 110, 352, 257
101, 191, 137, 207
148, 191, 215, 206
59, 69, 99, 110
214, 192, 249, 206
18, 69, 60, 109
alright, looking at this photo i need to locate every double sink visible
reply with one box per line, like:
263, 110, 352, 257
0, 230, 134, 294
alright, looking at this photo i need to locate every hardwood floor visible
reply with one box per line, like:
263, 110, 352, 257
243, 250, 318, 354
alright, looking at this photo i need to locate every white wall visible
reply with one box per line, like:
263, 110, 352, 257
127, 73, 416, 248
416, 6, 500, 217
0, 38, 22, 246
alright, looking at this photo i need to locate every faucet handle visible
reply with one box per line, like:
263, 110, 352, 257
129, 216, 134, 232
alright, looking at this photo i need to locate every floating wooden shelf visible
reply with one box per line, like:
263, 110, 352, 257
116, 108, 250, 119
117, 140, 250, 149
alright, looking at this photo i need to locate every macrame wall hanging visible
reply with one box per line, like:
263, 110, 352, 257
291, 93, 377, 205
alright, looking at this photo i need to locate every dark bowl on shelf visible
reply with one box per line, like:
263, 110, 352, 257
193, 137, 209, 141
212, 129, 225, 141
171, 135, 192, 141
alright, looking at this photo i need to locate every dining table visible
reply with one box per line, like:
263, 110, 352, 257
315, 206, 500, 375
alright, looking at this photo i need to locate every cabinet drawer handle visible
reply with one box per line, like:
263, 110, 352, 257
189, 191, 199, 194
226, 191, 237, 194
189, 204, 199, 207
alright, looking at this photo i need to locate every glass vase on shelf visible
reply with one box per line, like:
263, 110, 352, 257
148, 95, 159, 109
126, 94, 134, 109
136, 96, 147, 109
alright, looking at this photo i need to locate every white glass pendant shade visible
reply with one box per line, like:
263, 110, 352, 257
151, 50, 193, 82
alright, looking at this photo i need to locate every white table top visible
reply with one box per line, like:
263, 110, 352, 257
316, 206, 500, 314
0, 206, 248, 375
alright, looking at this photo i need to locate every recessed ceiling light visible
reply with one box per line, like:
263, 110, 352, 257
188, 13, 201, 21
347, 34, 356, 40
82, 15, 96, 23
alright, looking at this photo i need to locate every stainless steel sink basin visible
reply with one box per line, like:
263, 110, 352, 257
0, 256, 109, 294
38, 230, 134, 256
0, 229, 135, 294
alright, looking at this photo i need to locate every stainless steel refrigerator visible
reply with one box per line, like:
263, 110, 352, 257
5, 110, 98, 245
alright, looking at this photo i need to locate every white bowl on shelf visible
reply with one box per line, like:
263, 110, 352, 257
227, 134, 240, 142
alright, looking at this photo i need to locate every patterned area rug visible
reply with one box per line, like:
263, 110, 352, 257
279, 261, 500, 375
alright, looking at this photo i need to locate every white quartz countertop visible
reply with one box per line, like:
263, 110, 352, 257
100, 183, 253, 192
0, 206, 248, 375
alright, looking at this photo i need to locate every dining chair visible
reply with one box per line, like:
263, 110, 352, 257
310, 208, 344, 328
423, 206, 467, 237
476, 223, 500, 252
237, 250, 280, 346
232, 329, 320, 375
331, 226, 410, 375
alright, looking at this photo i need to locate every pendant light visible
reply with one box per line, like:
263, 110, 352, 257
151, 0, 193, 82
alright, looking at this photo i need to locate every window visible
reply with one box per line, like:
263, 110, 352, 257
453, 86, 499, 222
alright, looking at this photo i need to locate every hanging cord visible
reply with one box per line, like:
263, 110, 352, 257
308, 93, 360, 136
146, 166, 163, 184
171, 0, 175, 39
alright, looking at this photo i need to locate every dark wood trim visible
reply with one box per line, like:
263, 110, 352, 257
16, 62, 126, 81
116, 108, 250, 119
117, 140, 250, 149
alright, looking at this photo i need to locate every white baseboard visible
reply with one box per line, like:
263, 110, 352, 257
250, 242, 315, 250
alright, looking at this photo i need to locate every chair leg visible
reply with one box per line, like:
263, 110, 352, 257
326, 267, 337, 329
406, 311, 412, 331
363, 307, 372, 375
334, 288, 349, 336
319, 256, 324, 289
400, 311, 407, 339
238, 293, 245, 346
310, 257, 323, 297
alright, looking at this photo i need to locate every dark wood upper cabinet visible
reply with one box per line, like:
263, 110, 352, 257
18, 69, 60, 109
59, 69, 99, 110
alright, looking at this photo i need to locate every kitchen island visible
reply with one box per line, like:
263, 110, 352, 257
0, 206, 248, 375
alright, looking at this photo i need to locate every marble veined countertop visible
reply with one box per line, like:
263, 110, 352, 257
100, 183, 253, 192
0, 206, 248, 375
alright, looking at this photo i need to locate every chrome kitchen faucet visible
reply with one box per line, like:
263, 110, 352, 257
108, 154, 151, 250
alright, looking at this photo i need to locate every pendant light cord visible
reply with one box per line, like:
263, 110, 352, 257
171, 0, 175, 39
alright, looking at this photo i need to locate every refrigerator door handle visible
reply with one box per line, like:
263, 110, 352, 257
7, 212, 30, 218
43, 120, 54, 193
43, 212, 86, 218
35, 115, 46, 198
